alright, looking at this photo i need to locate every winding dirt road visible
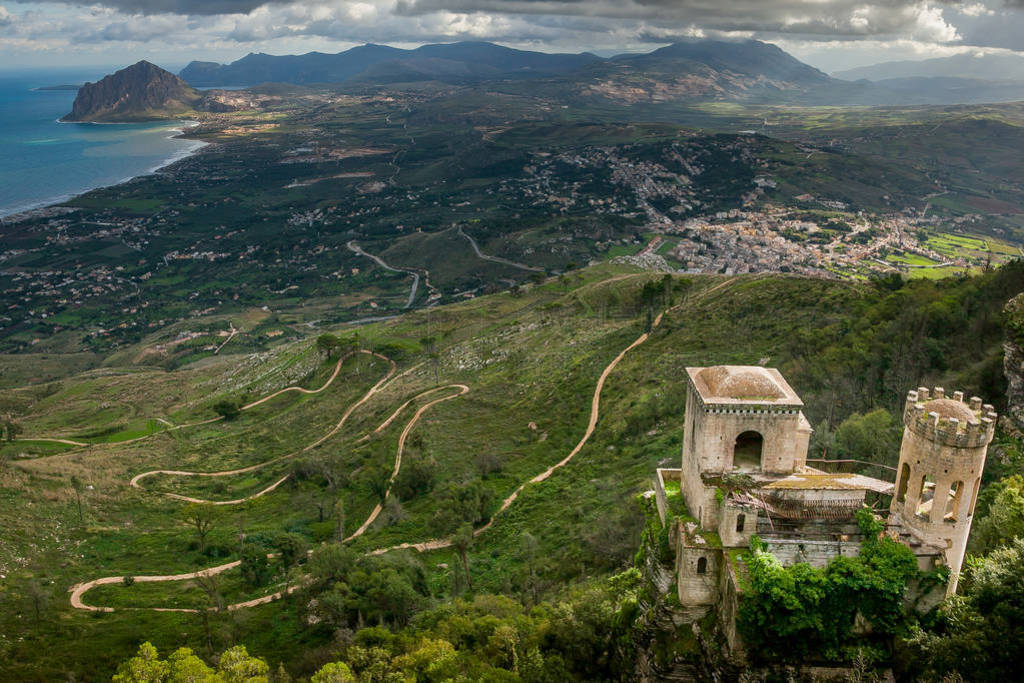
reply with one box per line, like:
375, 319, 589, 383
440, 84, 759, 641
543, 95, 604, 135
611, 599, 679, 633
130, 350, 397, 505
69, 357, 466, 612
68, 276, 743, 612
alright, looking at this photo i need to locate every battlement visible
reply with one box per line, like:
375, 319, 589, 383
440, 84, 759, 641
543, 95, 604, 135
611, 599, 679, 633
903, 387, 996, 448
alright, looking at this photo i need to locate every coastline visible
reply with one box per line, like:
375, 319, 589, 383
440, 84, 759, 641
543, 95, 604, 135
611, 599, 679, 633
0, 121, 209, 221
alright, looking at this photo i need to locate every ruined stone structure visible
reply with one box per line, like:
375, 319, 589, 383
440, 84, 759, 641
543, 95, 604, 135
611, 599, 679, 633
648, 365, 996, 666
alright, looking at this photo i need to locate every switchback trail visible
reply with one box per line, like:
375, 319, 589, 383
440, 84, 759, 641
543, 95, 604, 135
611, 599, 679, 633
130, 350, 399, 505
68, 276, 743, 611
371, 310, 665, 555
371, 276, 742, 555
27, 349, 362, 450
69, 364, 469, 612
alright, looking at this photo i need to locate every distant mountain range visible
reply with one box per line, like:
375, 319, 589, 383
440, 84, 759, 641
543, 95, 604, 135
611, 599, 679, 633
177, 39, 1024, 107
180, 41, 602, 87
66, 41, 1024, 121
834, 53, 1024, 82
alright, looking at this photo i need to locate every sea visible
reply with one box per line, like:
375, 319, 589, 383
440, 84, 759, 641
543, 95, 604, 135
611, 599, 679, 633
0, 68, 205, 218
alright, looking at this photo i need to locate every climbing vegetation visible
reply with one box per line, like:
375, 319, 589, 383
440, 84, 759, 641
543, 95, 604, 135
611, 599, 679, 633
737, 508, 919, 662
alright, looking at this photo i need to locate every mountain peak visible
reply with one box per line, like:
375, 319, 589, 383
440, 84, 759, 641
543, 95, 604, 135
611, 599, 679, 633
62, 61, 202, 122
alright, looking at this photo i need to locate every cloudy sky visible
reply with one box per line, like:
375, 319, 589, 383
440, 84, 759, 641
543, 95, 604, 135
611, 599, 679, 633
2, 0, 1024, 73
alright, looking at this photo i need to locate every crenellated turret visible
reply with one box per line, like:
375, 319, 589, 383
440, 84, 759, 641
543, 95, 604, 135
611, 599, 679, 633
890, 386, 996, 595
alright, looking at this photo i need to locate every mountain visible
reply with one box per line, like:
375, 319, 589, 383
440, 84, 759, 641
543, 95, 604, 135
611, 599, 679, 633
615, 38, 832, 85
571, 38, 844, 104
61, 60, 203, 122
179, 41, 602, 87
834, 53, 1024, 82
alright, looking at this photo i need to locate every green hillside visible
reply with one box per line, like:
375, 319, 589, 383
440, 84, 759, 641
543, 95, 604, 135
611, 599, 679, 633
2, 263, 1023, 679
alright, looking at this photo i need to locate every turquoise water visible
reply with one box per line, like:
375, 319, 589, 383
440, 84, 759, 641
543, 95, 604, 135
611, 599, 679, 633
0, 69, 205, 217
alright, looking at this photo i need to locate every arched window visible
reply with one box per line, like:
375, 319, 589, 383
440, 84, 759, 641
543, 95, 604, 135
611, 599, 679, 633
696, 557, 707, 574
945, 481, 964, 523
896, 463, 911, 503
970, 478, 981, 516
736, 513, 746, 533
733, 431, 764, 470
916, 475, 935, 519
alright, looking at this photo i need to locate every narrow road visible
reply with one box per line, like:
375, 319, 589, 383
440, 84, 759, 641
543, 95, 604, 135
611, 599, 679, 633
213, 325, 238, 354
347, 240, 419, 308
457, 226, 544, 273
372, 312, 665, 556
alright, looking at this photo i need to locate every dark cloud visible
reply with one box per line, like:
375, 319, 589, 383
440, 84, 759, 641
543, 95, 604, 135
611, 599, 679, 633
67, 0, 272, 16
393, 0, 962, 39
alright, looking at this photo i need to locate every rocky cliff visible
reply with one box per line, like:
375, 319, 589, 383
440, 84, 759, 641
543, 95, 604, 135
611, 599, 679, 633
62, 61, 204, 122
1003, 293, 1024, 430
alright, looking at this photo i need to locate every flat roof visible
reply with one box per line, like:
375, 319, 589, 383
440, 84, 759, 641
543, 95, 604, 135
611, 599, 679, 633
764, 471, 894, 494
687, 365, 803, 407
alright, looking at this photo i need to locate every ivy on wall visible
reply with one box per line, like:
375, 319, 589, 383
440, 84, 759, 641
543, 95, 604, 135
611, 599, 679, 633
737, 508, 921, 662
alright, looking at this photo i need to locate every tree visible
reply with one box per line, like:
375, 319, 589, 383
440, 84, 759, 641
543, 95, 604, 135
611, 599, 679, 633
216, 645, 269, 682
518, 531, 548, 606
70, 475, 85, 523
970, 476, 1024, 555
309, 543, 357, 584
112, 642, 270, 683
834, 409, 901, 466
184, 503, 218, 555
394, 456, 437, 501
310, 662, 355, 683
360, 464, 392, 504
452, 523, 474, 593
274, 532, 309, 573
4, 418, 21, 442
212, 399, 242, 420
912, 538, 1024, 680
25, 580, 49, 625
333, 498, 346, 542
239, 543, 271, 588
316, 333, 342, 360
112, 642, 167, 682
429, 480, 493, 535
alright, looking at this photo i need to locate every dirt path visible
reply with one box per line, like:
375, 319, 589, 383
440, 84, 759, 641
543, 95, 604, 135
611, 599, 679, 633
70, 364, 471, 612
69, 276, 744, 611
346, 384, 469, 541
130, 351, 397, 505
213, 325, 238, 355
18, 437, 89, 447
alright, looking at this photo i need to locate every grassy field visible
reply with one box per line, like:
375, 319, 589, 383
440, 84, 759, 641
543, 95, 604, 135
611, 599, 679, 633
2, 261, 1023, 680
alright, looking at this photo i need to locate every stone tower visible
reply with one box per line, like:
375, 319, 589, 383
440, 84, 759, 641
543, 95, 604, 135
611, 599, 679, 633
680, 366, 812, 529
889, 387, 996, 593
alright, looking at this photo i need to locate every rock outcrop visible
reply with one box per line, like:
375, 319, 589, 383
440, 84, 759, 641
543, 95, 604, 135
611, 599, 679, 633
1003, 293, 1024, 430
62, 61, 203, 122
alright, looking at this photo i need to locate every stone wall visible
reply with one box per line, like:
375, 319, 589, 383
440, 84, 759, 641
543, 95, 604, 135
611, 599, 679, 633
758, 538, 863, 568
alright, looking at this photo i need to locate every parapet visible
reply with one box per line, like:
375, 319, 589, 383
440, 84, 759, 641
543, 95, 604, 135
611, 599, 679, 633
903, 387, 996, 448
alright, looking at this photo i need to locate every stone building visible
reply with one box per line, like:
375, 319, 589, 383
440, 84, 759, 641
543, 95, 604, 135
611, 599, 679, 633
650, 365, 996, 655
